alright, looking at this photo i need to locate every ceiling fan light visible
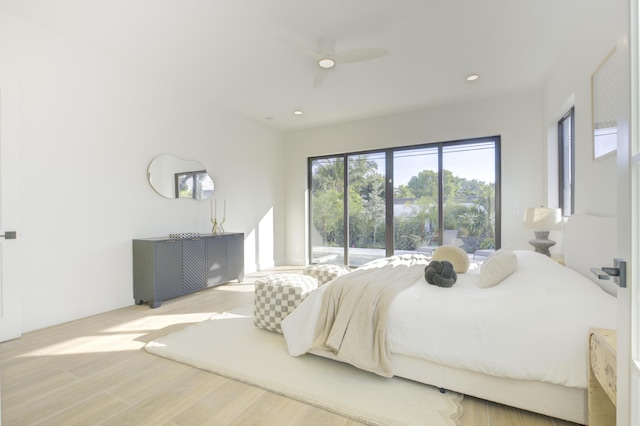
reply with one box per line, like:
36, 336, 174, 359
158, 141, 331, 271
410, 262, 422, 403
318, 58, 335, 69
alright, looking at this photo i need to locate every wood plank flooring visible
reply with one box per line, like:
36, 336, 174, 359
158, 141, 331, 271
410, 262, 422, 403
1, 266, 579, 425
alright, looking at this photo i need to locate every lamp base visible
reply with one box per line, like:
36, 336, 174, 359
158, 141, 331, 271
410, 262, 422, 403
528, 231, 555, 256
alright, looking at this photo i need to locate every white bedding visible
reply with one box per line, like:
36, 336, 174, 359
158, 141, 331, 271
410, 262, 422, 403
281, 250, 616, 389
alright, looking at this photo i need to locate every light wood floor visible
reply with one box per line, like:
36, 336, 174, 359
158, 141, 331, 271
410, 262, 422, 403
1, 266, 580, 425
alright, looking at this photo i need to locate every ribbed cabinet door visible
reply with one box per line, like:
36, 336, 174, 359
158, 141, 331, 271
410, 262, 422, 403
182, 238, 206, 293
226, 234, 244, 281
154, 241, 183, 301
206, 236, 227, 285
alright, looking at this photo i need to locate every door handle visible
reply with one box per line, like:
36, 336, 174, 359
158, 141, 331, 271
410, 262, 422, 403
0, 231, 16, 239
591, 258, 626, 288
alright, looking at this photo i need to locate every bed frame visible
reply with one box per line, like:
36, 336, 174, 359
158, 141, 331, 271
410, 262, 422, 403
393, 353, 586, 423
311, 347, 586, 424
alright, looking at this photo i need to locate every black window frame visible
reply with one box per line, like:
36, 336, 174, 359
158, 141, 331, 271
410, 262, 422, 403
308, 136, 501, 266
558, 108, 575, 217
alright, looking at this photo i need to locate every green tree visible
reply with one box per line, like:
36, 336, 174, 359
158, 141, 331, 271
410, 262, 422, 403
361, 177, 385, 246
406, 170, 438, 199
313, 187, 343, 245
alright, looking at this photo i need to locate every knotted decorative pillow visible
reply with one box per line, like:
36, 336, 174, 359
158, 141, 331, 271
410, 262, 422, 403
424, 260, 457, 288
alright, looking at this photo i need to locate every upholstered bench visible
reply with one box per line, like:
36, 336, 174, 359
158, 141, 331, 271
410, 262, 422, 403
254, 273, 318, 333
302, 263, 351, 285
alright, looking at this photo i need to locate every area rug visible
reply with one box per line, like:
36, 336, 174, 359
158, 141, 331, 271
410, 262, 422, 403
145, 313, 463, 426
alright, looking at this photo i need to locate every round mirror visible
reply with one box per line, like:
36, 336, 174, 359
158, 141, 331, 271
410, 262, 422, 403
147, 154, 214, 200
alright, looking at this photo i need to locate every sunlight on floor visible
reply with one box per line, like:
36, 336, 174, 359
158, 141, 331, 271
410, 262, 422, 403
18, 313, 217, 357
215, 284, 254, 293
103, 313, 215, 332
19, 333, 147, 356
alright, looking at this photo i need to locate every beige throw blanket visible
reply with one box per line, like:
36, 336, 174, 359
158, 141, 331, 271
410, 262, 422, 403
312, 255, 429, 377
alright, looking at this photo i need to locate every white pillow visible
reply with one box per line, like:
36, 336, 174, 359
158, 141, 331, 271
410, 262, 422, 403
479, 249, 518, 288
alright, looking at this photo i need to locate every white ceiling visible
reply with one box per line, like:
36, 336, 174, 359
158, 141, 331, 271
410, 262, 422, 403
0, 0, 614, 132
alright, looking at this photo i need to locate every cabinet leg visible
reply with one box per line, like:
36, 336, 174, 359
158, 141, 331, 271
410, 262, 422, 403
134, 299, 144, 305
150, 300, 162, 309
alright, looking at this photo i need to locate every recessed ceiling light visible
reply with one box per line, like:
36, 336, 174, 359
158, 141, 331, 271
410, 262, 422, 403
318, 58, 335, 69
466, 74, 479, 81
293, 110, 303, 116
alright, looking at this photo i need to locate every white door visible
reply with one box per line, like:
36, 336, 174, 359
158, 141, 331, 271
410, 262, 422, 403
616, 0, 638, 424
0, 77, 22, 342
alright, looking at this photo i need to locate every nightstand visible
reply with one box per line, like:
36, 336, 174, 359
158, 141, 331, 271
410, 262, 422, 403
550, 254, 565, 265
588, 328, 617, 426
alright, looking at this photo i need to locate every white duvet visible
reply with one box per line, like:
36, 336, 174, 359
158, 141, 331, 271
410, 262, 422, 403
281, 251, 617, 389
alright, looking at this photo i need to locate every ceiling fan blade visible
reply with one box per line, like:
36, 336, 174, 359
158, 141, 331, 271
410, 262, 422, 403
277, 36, 324, 60
314, 68, 330, 88
334, 48, 389, 64
317, 38, 336, 56
295, 45, 323, 60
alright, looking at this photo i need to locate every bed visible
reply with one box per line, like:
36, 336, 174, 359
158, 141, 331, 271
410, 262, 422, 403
281, 214, 618, 424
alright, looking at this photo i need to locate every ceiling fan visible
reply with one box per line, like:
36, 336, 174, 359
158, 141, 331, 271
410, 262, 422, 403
300, 38, 389, 88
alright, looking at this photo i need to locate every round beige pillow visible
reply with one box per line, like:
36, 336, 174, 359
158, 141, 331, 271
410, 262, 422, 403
431, 245, 470, 273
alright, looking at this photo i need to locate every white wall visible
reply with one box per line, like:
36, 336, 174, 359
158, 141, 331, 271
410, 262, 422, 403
283, 91, 545, 265
543, 36, 617, 218
0, 10, 286, 332
541, 3, 617, 254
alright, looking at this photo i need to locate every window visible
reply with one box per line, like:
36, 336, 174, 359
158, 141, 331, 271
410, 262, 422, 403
309, 137, 500, 266
558, 108, 575, 216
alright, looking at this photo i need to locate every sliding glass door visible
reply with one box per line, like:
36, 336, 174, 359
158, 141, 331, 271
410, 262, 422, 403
309, 137, 500, 266
310, 157, 345, 264
441, 142, 497, 254
347, 153, 386, 266
393, 147, 439, 255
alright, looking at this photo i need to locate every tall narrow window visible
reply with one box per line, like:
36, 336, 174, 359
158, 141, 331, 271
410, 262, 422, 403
558, 108, 575, 216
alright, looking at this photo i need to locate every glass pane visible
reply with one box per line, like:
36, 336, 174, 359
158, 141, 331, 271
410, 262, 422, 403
393, 147, 439, 256
195, 171, 214, 200
347, 153, 386, 266
561, 114, 573, 216
310, 157, 345, 264
442, 142, 496, 256
176, 173, 194, 198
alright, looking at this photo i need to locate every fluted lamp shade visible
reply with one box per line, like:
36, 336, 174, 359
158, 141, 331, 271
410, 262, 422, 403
522, 207, 562, 256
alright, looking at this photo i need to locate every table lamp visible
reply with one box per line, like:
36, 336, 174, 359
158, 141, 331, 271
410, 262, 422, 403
522, 207, 562, 256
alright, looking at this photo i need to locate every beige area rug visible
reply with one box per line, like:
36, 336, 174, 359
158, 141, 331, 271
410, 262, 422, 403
145, 313, 463, 426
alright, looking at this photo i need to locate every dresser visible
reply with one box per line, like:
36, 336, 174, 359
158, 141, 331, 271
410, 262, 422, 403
588, 328, 617, 426
133, 233, 244, 308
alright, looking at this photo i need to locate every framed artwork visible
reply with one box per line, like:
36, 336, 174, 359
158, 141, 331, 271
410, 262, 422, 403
591, 49, 617, 160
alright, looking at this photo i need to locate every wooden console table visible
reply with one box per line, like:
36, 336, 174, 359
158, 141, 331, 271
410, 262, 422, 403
588, 328, 617, 426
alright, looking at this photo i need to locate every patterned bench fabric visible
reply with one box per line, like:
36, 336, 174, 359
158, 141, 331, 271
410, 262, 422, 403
303, 264, 351, 286
254, 273, 318, 333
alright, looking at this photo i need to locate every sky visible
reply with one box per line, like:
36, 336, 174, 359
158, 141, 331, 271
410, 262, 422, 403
367, 143, 496, 187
